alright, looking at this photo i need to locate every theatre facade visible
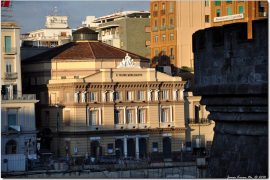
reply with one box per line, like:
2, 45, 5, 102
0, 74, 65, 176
22, 28, 186, 160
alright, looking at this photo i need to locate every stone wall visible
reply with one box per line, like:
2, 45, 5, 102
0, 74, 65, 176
192, 19, 268, 178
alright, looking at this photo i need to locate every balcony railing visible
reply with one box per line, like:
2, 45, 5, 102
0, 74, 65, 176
168, 25, 175, 29
160, 25, 166, 31
188, 118, 212, 124
160, 10, 166, 15
2, 94, 36, 101
3, 47, 17, 55
4, 72, 18, 80
152, 26, 158, 32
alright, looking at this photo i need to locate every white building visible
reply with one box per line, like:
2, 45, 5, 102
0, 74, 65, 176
21, 16, 72, 48
1, 21, 39, 172
82, 16, 99, 28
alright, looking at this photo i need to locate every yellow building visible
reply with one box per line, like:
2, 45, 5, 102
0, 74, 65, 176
150, 0, 211, 69
211, 0, 268, 39
22, 28, 186, 160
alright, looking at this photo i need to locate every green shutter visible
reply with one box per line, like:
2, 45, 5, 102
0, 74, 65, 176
227, 7, 232, 15
239, 6, 244, 14
5, 36, 11, 53
215, 0, 221, 6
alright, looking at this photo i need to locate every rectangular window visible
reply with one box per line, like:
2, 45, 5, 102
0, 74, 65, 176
162, 34, 166, 41
154, 20, 158, 27
155, 35, 158, 43
161, 108, 168, 122
162, 3, 165, 10
126, 109, 133, 124
239, 6, 244, 14
89, 110, 98, 126
170, 48, 174, 56
138, 91, 145, 101
8, 114, 16, 126
114, 91, 121, 101
205, 15, 210, 23
152, 142, 158, 152
138, 109, 146, 124
107, 143, 114, 154
169, 2, 174, 13
169, 18, 174, 25
215, 0, 221, 6
114, 110, 120, 124
89, 92, 97, 102
162, 90, 169, 100
64, 110, 71, 126
216, 9, 221, 17
162, 18, 165, 26
5, 62, 12, 73
170, 33, 174, 40
195, 105, 200, 123
155, 49, 159, 56
4, 36, 11, 53
205, 0, 209, 7
126, 91, 133, 101
227, 7, 232, 15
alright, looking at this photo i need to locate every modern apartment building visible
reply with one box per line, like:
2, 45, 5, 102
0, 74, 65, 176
21, 28, 186, 160
93, 11, 151, 59
150, 0, 211, 69
1, 22, 39, 171
211, 0, 268, 39
21, 15, 72, 48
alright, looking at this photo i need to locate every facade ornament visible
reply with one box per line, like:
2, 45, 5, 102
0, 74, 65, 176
82, 91, 87, 103
117, 53, 140, 68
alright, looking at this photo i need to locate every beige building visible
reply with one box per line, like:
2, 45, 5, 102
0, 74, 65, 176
150, 0, 211, 69
21, 16, 72, 47
1, 22, 38, 170
22, 29, 186, 160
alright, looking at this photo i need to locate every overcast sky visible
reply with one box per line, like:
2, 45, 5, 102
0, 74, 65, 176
2, 1, 150, 33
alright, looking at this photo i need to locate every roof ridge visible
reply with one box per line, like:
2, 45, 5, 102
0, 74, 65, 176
87, 41, 96, 59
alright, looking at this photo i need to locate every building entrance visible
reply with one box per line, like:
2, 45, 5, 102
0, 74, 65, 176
127, 138, 135, 158
139, 138, 147, 159
163, 137, 172, 158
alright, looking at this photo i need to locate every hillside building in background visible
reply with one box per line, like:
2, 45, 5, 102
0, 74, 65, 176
93, 11, 151, 59
211, 0, 268, 39
1, 21, 39, 172
21, 15, 72, 48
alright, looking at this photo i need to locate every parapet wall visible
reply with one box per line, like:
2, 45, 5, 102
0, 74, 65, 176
192, 19, 268, 178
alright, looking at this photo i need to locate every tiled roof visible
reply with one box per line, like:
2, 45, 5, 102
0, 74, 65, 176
22, 41, 149, 64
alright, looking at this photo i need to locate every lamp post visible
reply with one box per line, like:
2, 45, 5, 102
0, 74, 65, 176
55, 104, 60, 158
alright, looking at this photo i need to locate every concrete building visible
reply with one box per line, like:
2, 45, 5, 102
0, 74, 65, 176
21, 15, 72, 48
21, 28, 186, 161
1, 22, 39, 171
150, 0, 211, 70
93, 11, 151, 59
211, 0, 268, 39
193, 19, 268, 177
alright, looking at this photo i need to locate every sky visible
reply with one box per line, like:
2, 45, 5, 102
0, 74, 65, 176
2, 1, 150, 33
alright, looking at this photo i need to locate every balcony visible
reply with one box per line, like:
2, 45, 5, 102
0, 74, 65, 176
4, 72, 18, 80
160, 25, 166, 31
160, 9, 166, 15
152, 26, 158, 32
168, 25, 175, 30
188, 118, 212, 125
2, 94, 36, 101
3, 47, 17, 55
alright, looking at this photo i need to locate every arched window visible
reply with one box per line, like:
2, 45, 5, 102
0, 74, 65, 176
6, 140, 17, 154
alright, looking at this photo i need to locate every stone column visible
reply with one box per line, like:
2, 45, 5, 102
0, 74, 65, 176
135, 106, 138, 124
110, 91, 114, 102
155, 90, 159, 101
135, 136, 139, 159
193, 20, 268, 178
124, 136, 127, 158
123, 107, 126, 125
170, 106, 173, 122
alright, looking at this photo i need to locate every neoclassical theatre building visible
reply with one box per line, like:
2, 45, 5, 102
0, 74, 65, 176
22, 28, 186, 160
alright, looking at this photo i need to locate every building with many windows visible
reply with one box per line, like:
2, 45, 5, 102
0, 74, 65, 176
211, 0, 268, 38
93, 11, 151, 59
21, 28, 186, 160
150, 0, 211, 70
1, 21, 39, 171
21, 15, 72, 48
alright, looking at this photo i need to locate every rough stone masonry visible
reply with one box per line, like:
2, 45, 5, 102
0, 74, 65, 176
192, 19, 268, 178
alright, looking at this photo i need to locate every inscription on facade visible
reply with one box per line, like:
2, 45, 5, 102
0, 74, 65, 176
116, 73, 143, 77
